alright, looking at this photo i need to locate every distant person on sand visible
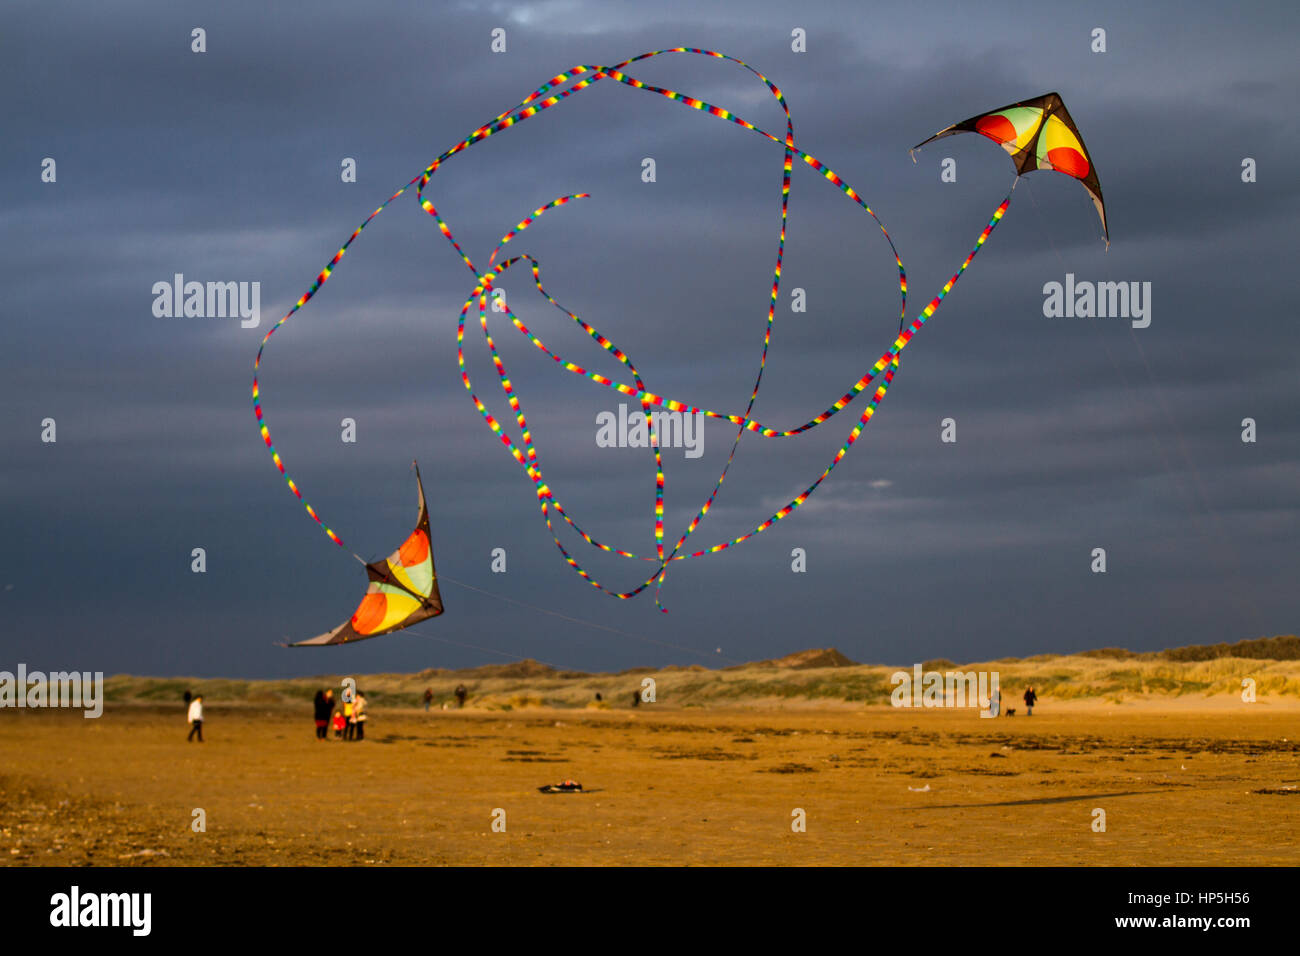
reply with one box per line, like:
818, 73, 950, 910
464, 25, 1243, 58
423, 687, 434, 712
352, 690, 368, 741
454, 684, 468, 709
187, 694, 204, 742
313, 689, 332, 740
989, 686, 1001, 718
1024, 686, 1037, 716
631, 689, 640, 707
343, 696, 356, 740
332, 709, 346, 738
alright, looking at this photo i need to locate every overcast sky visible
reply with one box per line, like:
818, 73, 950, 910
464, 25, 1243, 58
3, 0, 1297, 678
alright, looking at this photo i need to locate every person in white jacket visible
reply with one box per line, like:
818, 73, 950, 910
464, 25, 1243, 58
187, 694, 204, 742
352, 691, 367, 742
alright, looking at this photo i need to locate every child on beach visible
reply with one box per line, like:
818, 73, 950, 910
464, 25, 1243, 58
332, 709, 345, 738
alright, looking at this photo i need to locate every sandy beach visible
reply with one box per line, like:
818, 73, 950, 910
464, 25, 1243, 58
3, 698, 1296, 866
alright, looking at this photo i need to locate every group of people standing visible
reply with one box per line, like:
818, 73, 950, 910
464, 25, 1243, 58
312, 687, 368, 741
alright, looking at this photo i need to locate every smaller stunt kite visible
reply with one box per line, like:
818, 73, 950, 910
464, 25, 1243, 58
912, 91, 1108, 244
283, 464, 444, 646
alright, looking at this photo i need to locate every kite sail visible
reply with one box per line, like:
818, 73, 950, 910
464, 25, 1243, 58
912, 92, 1107, 243
285, 464, 443, 646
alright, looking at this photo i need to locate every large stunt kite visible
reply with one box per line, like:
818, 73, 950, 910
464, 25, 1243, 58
281, 464, 443, 646
254, 48, 1106, 646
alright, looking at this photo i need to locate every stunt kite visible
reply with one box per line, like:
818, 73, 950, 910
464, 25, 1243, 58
913, 92, 1107, 243
284, 464, 444, 646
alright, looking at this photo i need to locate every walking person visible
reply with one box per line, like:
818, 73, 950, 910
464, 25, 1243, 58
187, 694, 204, 742
343, 694, 356, 740
1024, 685, 1038, 716
352, 690, 367, 741
454, 683, 468, 709
422, 687, 434, 712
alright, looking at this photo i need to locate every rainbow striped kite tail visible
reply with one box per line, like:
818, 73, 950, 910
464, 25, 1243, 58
653, 570, 671, 613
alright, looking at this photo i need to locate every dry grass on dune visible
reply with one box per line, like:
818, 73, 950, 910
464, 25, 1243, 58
100, 642, 1300, 713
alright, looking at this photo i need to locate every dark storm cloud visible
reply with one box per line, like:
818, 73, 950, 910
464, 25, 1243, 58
1, 0, 1297, 677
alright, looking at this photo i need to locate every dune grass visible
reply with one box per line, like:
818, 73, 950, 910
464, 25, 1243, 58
100, 647, 1300, 711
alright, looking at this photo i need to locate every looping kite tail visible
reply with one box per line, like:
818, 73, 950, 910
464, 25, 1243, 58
254, 48, 1104, 625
